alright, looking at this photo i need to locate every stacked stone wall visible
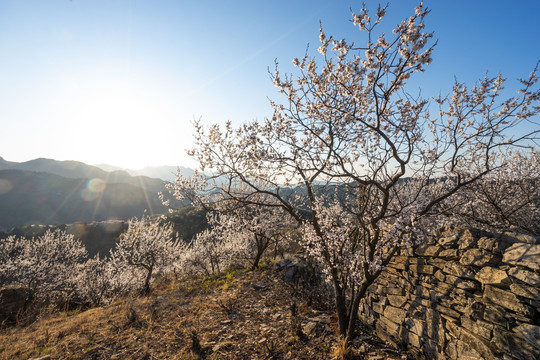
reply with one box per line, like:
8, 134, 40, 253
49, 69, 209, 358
359, 228, 540, 359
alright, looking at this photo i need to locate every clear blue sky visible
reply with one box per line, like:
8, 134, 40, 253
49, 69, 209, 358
0, 0, 539, 168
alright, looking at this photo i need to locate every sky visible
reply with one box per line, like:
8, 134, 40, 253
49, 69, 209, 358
0, 0, 539, 169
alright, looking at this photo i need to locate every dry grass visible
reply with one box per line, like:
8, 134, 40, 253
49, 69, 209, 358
0, 264, 411, 359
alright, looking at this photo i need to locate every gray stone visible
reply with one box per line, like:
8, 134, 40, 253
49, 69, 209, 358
513, 323, 540, 351
460, 328, 497, 360
458, 229, 478, 250
383, 306, 407, 324
460, 248, 495, 267
405, 317, 425, 336
0, 285, 32, 323
474, 267, 510, 285
387, 295, 408, 308
303, 316, 330, 336
492, 327, 539, 360
438, 234, 459, 247
409, 264, 435, 275
438, 248, 459, 260
484, 285, 534, 316
251, 282, 268, 290
275, 258, 291, 270
507, 267, 540, 286
510, 283, 540, 300
477, 237, 505, 253
502, 242, 540, 270
415, 245, 442, 257
443, 261, 476, 279
502, 231, 539, 245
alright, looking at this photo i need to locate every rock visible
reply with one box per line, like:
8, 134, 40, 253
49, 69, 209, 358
460, 249, 495, 267
409, 264, 435, 275
477, 237, 505, 253
434, 270, 446, 282
387, 295, 408, 308
383, 306, 406, 324
464, 301, 486, 321
512, 323, 540, 351
501, 231, 539, 245
283, 266, 297, 282
507, 267, 540, 287
0, 285, 32, 323
458, 229, 478, 250
459, 328, 497, 360
443, 261, 475, 279
510, 283, 540, 300
275, 258, 291, 270
302, 316, 330, 336
251, 282, 268, 290
484, 285, 534, 316
502, 243, 540, 270
461, 317, 492, 340
474, 267, 510, 285
438, 234, 459, 247
438, 248, 459, 260
492, 327, 539, 360
415, 245, 442, 257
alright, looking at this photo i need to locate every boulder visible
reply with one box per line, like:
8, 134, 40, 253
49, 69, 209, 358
0, 284, 32, 323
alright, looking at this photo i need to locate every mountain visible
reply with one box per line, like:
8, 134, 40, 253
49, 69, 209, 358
0, 157, 168, 194
0, 169, 170, 230
95, 163, 194, 182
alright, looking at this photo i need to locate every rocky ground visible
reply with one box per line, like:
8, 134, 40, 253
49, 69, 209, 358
0, 259, 419, 359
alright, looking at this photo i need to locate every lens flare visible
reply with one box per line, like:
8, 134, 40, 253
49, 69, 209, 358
87, 178, 106, 192
0, 179, 13, 194
80, 178, 106, 201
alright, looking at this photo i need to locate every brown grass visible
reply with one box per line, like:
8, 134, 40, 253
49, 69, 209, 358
0, 264, 411, 359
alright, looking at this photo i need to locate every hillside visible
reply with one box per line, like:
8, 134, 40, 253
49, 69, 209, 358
0, 169, 169, 230
0, 264, 411, 360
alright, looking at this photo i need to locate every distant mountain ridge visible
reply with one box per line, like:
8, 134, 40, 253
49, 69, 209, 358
0, 157, 192, 229
0, 157, 171, 193
95, 163, 194, 182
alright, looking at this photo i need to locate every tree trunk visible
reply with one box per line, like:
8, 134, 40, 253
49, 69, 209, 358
334, 287, 349, 338
143, 265, 153, 295
251, 235, 269, 270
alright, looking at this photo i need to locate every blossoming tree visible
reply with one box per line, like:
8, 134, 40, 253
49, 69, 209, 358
0, 230, 88, 303
212, 201, 296, 270
109, 215, 185, 294
168, 3, 539, 340
446, 149, 540, 235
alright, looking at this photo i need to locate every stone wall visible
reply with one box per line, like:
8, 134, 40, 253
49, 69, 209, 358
359, 228, 540, 360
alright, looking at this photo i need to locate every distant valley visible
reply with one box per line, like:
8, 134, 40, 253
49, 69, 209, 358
0, 157, 193, 230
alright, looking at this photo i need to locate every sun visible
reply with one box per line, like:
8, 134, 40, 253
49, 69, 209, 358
44, 69, 189, 169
